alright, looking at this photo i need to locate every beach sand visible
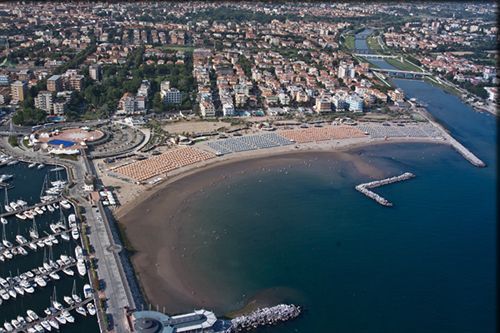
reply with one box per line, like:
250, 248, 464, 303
116, 138, 446, 314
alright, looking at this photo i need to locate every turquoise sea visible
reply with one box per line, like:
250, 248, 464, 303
167, 31, 496, 332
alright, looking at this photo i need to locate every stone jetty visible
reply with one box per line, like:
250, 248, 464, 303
229, 304, 301, 332
355, 172, 416, 206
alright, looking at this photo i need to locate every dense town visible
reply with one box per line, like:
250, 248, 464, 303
0, 2, 497, 333
0, 2, 497, 127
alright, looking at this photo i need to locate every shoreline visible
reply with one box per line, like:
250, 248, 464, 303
114, 137, 448, 314
114, 136, 446, 218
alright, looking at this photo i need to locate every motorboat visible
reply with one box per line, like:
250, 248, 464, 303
63, 295, 74, 305
87, 302, 96, 315
60, 200, 71, 209
71, 228, 79, 240
77, 260, 86, 276
83, 284, 92, 299
27, 310, 39, 321
76, 306, 87, 316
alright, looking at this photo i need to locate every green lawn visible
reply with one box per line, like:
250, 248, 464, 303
343, 35, 355, 50
424, 77, 462, 96
366, 35, 387, 54
384, 57, 423, 72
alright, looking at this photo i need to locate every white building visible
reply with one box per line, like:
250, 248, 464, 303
347, 95, 364, 112
222, 102, 235, 116
163, 88, 182, 104
34, 91, 53, 113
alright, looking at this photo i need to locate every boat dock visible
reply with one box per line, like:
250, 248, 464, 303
355, 172, 416, 207
11, 297, 94, 333
1, 228, 77, 261
0, 199, 62, 218
229, 304, 301, 332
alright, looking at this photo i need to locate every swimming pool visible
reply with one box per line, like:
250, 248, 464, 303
48, 139, 75, 148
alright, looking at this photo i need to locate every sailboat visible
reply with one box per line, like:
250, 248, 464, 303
0, 204, 7, 225
29, 216, 39, 240
51, 286, 63, 310
3, 187, 12, 212
2, 224, 12, 248
71, 280, 82, 303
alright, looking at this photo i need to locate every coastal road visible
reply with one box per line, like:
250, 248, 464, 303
0, 138, 134, 333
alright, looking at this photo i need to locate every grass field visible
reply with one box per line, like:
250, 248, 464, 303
343, 34, 355, 50
384, 57, 423, 72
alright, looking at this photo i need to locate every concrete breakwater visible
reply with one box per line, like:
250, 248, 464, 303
355, 172, 416, 206
229, 304, 301, 332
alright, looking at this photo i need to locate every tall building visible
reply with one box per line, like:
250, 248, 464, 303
347, 95, 364, 112
315, 96, 332, 113
10, 80, 27, 102
163, 88, 182, 104
47, 75, 63, 92
200, 94, 215, 118
67, 74, 84, 91
89, 64, 102, 81
34, 91, 53, 113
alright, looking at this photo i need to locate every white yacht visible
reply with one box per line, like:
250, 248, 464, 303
83, 284, 92, 299
87, 302, 96, 315
77, 260, 86, 276
71, 228, 79, 240
60, 200, 71, 209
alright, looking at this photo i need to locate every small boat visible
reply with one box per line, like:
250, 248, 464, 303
0, 174, 13, 182
61, 232, 70, 241
7, 160, 18, 166
3, 322, 13, 332
50, 167, 64, 172
83, 284, 92, 299
33, 324, 44, 332
47, 205, 55, 212
27, 310, 39, 321
37, 163, 45, 170
18, 246, 28, 256
76, 306, 87, 316
71, 228, 79, 240
63, 310, 75, 323
62, 267, 74, 276
14, 285, 24, 296
87, 302, 96, 315
28, 163, 37, 168
16, 235, 28, 244
60, 200, 71, 210
34, 276, 47, 287
0, 218, 7, 225
48, 318, 59, 330
34, 207, 44, 215
55, 315, 66, 325
77, 260, 86, 276
64, 295, 74, 305
49, 272, 60, 280
40, 320, 52, 331
15, 213, 26, 220
8, 288, 16, 298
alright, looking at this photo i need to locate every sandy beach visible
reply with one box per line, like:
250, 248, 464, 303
115, 137, 447, 314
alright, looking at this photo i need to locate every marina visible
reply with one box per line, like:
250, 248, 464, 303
0, 158, 98, 333
355, 172, 416, 206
